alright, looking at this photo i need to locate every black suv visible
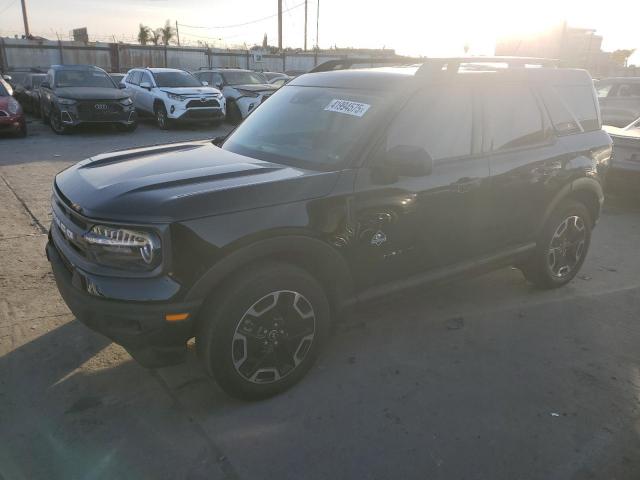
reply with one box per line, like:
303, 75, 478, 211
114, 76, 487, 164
47, 57, 611, 399
40, 64, 137, 134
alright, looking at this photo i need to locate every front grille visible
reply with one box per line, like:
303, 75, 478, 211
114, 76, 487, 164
186, 98, 220, 109
76, 101, 123, 121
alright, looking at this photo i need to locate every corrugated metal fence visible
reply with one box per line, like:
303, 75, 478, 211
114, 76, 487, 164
0, 38, 394, 74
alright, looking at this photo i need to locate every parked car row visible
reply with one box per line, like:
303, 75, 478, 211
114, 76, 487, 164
1, 64, 297, 136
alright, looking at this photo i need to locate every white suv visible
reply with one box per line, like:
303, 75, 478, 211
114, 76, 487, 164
192, 69, 278, 123
123, 68, 225, 129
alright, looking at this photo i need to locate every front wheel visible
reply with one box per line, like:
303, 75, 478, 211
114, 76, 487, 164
519, 199, 592, 289
197, 263, 330, 400
154, 104, 170, 130
49, 109, 71, 135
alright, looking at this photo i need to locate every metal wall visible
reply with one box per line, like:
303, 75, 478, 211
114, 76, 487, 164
0, 38, 396, 74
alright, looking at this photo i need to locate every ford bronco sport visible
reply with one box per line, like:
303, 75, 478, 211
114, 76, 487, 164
47, 57, 612, 400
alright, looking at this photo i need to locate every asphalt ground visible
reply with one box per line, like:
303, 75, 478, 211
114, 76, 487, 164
1, 116, 639, 480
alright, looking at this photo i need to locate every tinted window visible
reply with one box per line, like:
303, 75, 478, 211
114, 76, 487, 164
153, 71, 201, 88
485, 84, 546, 150
212, 73, 224, 86
387, 85, 473, 160
613, 83, 640, 97
553, 85, 599, 132
54, 69, 115, 88
595, 82, 613, 98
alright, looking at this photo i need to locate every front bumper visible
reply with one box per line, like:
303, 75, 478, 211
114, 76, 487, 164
59, 104, 136, 127
46, 237, 202, 367
168, 106, 225, 122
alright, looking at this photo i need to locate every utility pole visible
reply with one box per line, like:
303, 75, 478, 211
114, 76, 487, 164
315, 0, 319, 49
278, 0, 283, 51
303, 0, 307, 51
175, 21, 180, 46
20, 0, 30, 38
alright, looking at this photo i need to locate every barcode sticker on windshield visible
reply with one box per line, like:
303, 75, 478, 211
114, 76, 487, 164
324, 99, 371, 117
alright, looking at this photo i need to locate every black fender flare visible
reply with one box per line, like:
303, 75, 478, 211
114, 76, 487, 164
186, 235, 355, 310
536, 177, 604, 236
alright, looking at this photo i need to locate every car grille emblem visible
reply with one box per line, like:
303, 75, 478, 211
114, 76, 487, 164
200, 97, 207, 102
94, 103, 108, 110
370, 231, 387, 247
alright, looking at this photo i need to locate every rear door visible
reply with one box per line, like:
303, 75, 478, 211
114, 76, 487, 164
137, 71, 156, 113
126, 70, 144, 110
351, 81, 492, 289
484, 81, 561, 251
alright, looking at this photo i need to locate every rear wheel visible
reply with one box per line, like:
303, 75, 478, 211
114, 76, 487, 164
197, 263, 330, 400
519, 199, 591, 289
154, 103, 170, 130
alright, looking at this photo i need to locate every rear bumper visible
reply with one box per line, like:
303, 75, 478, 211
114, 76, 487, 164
46, 238, 202, 367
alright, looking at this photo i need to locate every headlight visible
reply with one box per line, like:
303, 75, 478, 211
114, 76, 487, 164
7, 98, 19, 115
84, 225, 161, 270
166, 92, 185, 102
120, 97, 133, 106
238, 90, 259, 98
58, 98, 76, 106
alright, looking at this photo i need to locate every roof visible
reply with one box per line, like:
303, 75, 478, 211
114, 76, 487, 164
50, 64, 104, 71
145, 67, 189, 73
598, 77, 640, 83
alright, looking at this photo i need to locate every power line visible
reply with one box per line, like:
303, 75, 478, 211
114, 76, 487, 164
179, 1, 305, 30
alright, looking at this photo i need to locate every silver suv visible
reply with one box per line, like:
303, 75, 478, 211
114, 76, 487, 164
123, 68, 225, 129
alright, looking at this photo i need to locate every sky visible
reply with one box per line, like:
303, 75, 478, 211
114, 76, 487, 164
0, 0, 638, 63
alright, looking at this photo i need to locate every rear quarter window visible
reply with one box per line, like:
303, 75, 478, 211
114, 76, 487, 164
542, 85, 599, 135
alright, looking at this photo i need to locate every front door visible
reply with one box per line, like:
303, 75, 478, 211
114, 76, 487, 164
350, 81, 492, 291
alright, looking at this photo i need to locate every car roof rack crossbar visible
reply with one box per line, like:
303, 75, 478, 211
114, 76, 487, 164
416, 56, 558, 76
310, 57, 418, 73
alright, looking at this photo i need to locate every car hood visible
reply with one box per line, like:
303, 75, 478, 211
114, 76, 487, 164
53, 87, 129, 100
233, 84, 278, 93
160, 86, 221, 96
54, 140, 340, 223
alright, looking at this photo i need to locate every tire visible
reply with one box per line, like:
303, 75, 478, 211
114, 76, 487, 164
49, 109, 71, 135
196, 263, 331, 400
154, 103, 170, 130
519, 199, 592, 289
16, 123, 27, 138
40, 104, 49, 124
226, 101, 242, 125
116, 122, 138, 133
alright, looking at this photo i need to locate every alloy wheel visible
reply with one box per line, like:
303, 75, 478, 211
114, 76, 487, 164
547, 215, 587, 278
231, 290, 316, 384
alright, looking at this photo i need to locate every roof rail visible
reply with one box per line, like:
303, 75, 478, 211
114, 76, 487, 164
310, 56, 418, 73
416, 56, 558, 76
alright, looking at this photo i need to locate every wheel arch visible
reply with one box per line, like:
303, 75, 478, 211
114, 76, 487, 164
186, 235, 355, 313
538, 177, 603, 235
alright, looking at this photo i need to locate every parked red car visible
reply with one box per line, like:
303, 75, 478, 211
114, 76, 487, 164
0, 77, 27, 137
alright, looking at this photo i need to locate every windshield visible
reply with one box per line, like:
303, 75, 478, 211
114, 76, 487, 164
223, 86, 388, 169
154, 71, 202, 88
54, 70, 115, 88
223, 71, 267, 85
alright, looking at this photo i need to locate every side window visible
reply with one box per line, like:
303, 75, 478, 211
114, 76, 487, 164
140, 72, 153, 86
212, 73, 224, 87
543, 85, 599, 133
129, 71, 142, 85
485, 84, 547, 151
386, 85, 473, 161
595, 82, 613, 99
613, 83, 640, 97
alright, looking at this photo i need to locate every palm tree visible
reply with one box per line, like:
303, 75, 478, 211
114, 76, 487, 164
149, 29, 161, 46
137, 24, 151, 45
159, 20, 175, 46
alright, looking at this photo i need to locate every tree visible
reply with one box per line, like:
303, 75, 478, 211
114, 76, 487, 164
262, 33, 268, 49
137, 24, 151, 45
611, 49, 636, 68
149, 29, 161, 46
159, 20, 175, 46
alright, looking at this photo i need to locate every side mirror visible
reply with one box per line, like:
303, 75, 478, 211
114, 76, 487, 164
212, 135, 227, 147
201, 80, 209, 86
139, 81, 152, 90
40, 81, 50, 89
118, 83, 126, 89
383, 145, 433, 177
215, 82, 223, 89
